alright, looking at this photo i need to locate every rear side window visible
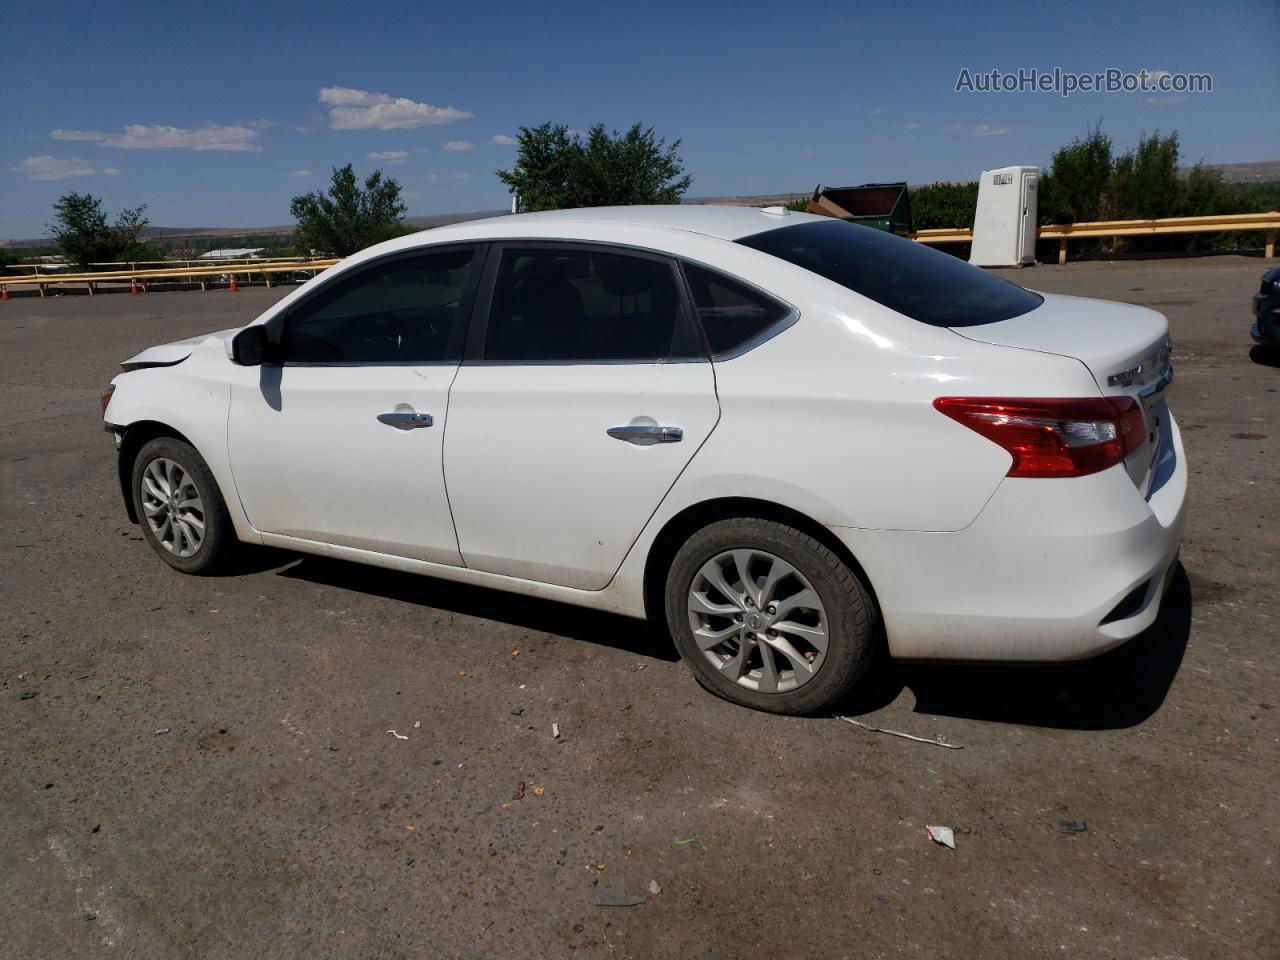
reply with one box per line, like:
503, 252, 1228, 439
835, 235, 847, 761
683, 263, 790, 356
483, 248, 699, 362
738, 220, 1042, 327
279, 248, 475, 363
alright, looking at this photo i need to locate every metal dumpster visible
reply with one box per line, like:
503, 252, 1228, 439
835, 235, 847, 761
807, 182, 913, 235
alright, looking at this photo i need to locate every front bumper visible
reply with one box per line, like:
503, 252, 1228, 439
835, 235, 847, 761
833, 411, 1188, 662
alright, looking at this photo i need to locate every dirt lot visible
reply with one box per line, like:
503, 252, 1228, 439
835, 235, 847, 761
2, 256, 1277, 959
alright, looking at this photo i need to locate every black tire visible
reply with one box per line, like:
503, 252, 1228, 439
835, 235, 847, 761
664, 518, 877, 715
130, 436, 238, 575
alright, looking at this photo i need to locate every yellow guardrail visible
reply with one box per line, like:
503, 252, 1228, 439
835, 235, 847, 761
1, 259, 340, 296
13, 256, 316, 272
911, 211, 1280, 264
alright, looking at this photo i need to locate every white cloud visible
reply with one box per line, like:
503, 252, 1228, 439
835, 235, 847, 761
866, 108, 886, 117
444, 140, 474, 151
52, 123, 261, 151
287, 169, 313, 177
1146, 95, 1187, 105
11, 155, 120, 180
47, 129, 104, 142
490, 134, 516, 145
943, 123, 966, 133
972, 123, 1010, 137
901, 122, 921, 130
318, 86, 471, 130
367, 150, 408, 163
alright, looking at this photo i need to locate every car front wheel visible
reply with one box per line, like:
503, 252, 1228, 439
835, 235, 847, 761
664, 518, 877, 715
131, 436, 237, 575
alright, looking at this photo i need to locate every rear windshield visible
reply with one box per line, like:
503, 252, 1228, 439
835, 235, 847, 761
737, 220, 1043, 327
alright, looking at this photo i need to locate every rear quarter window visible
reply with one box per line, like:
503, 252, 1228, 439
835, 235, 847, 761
682, 262, 791, 356
737, 219, 1042, 327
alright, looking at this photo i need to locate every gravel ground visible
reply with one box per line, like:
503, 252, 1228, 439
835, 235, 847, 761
2, 256, 1277, 959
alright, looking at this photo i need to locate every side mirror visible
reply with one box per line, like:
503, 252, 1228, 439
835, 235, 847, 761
231, 325, 271, 366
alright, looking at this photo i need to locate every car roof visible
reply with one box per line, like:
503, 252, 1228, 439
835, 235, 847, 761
426, 204, 826, 244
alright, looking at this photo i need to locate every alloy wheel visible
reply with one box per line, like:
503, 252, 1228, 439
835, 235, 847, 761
140, 457, 206, 558
686, 549, 830, 693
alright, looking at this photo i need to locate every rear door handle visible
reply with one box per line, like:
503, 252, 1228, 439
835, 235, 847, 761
606, 424, 683, 444
377, 411, 434, 430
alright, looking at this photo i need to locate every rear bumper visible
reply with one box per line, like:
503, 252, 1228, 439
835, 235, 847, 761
835, 412, 1188, 662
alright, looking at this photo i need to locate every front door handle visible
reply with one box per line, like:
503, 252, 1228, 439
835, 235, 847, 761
606, 424, 683, 445
378, 411, 434, 430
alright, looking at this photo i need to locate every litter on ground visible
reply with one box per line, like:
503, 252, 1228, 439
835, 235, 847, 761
833, 713, 963, 749
926, 825, 956, 849
592, 888, 645, 907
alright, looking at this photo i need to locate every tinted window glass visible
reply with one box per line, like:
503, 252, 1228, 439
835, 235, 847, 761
683, 262, 790, 355
738, 220, 1042, 327
279, 249, 475, 363
485, 248, 695, 362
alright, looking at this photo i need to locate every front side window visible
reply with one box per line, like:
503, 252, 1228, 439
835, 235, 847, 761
483, 248, 698, 362
279, 248, 476, 363
683, 262, 791, 355
738, 220, 1043, 327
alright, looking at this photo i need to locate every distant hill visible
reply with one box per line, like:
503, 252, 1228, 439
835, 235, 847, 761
4, 159, 1277, 247
1180, 160, 1280, 183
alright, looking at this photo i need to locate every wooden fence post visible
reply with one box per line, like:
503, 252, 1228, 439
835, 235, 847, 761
1058, 237, 1068, 265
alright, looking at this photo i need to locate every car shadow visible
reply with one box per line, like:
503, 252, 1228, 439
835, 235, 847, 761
246, 547, 1191, 726
276, 555, 680, 662
837, 564, 1193, 731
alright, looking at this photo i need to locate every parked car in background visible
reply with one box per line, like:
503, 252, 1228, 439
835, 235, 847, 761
1252, 264, 1280, 349
101, 207, 1186, 715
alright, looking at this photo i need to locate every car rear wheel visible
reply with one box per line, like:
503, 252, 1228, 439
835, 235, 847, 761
131, 437, 236, 575
664, 518, 877, 715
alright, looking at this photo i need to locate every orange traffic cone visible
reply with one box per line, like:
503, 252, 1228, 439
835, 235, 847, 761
0, 284, 9, 301
229, 273, 238, 292
130, 277, 139, 295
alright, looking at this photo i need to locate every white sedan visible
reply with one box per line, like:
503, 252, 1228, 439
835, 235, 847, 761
102, 206, 1186, 714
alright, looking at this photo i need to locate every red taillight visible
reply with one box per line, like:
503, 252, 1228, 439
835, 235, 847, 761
100, 384, 115, 416
934, 396, 1144, 478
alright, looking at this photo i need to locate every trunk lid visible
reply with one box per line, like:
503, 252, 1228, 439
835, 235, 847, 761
951, 292, 1173, 493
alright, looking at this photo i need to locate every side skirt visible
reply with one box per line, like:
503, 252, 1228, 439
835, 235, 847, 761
256, 532, 648, 619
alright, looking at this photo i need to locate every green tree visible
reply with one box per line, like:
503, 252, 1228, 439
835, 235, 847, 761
1109, 131, 1181, 220
1178, 162, 1250, 217
49, 193, 149, 268
290, 164, 409, 257
497, 122, 691, 211
1039, 123, 1113, 223
909, 181, 980, 230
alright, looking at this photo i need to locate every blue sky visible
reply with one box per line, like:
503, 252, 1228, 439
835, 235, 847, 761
2, 0, 1277, 239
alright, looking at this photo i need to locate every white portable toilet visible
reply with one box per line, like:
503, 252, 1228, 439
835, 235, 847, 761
969, 165, 1039, 267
